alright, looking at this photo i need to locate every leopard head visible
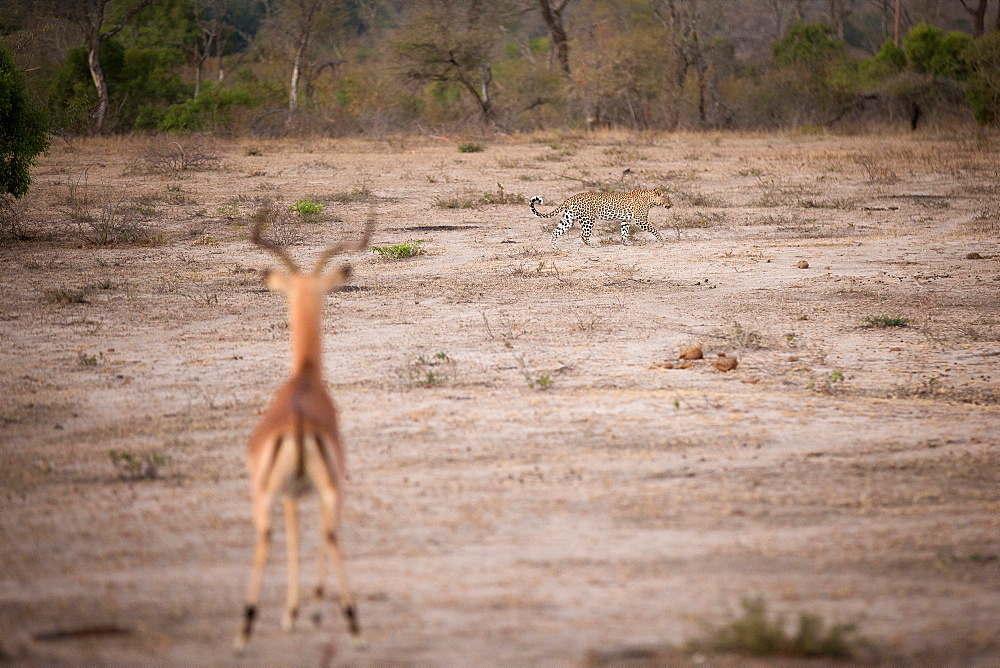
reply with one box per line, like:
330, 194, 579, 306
652, 188, 672, 209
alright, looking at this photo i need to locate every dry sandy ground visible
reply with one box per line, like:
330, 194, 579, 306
1, 130, 998, 666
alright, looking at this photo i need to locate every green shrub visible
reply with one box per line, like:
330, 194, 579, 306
772, 23, 844, 68
458, 142, 484, 153
903, 24, 970, 79
933, 31, 973, 79
864, 315, 910, 328
371, 240, 426, 259
857, 39, 906, 85
48, 40, 189, 134
158, 83, 257, 132
289, 199, 323, 215
768, 23, 850, 120
0, 43, 49, 198
875, 38, 906, 71
690, 597, 860, 659
904, 23, 943, 74
966, 32, 1000, 125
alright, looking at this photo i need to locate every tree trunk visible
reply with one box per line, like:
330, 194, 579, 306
770, 0, 784, 38
878, 0, 889, 43
828, 0, 844, 40
289, 59, 300, 114
538, 0, 571, 77
958, 0, 988, 37
795, 0, 804, 23
87, 39, 109, 134
477, 67, 495, 122
692, 23, 707, 125
289, 32, 309, 117
662, 0, 688, 128
894, 0, 901, 46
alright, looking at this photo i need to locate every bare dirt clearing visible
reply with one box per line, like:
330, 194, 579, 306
1, 131, 998, 666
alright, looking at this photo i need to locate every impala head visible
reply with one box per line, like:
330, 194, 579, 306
250, 216, 374, 300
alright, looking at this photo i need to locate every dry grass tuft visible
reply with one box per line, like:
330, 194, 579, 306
139, 137, 221, 173
247, 198, 301, 247
852, 153, 899, 185
0, 195, 36, 241
964, 200, 999, 235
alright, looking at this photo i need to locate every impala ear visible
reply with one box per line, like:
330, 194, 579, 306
319, 265, 351, 293
264, 269, 292, 293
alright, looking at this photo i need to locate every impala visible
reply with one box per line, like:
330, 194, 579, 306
234, 213, 373, 652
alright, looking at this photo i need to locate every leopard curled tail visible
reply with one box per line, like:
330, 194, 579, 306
529, 196, 566, 218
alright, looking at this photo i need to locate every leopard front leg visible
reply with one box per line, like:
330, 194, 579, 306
550, 212, 574, 249
635, 215, 664, 243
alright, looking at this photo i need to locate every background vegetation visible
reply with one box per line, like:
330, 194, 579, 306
3, 0, 1000, 137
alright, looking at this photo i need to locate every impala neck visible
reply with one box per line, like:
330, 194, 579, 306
287, 286, 323, 378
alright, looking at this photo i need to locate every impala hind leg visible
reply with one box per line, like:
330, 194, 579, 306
281, 498, 300, 631
320, 489, 361, 639
235, 493, 275, 652
310, 537, 327, 627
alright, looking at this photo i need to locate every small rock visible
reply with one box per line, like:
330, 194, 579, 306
678, 344, 703, 360
796, 260, 810, 269
966, 252, 983, 260
713, 355, 738, 372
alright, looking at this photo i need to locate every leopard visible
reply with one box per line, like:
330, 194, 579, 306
529, 189, 672, 249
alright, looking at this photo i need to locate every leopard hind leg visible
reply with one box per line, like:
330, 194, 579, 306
580, 217, 599, 247
620, 217, 634, 245
550, 212, 574, 249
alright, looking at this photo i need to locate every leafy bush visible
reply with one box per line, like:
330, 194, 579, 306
0, 43, 49, 198
875, 38, 906, 71
157, 82, 257, 132
458, 142, 484, 153
966, 32, 1000, 125
767, 23, 850, 122
933, 32, 973, 79
904, 24, 944, 74
48, 40, 189, 134
857, 39, 906, 85
772, 23, 844, 68
903, 24, 971, 79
